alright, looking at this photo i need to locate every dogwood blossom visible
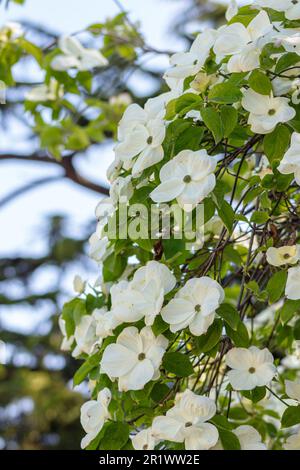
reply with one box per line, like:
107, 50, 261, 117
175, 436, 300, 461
131, 428, 158, 450
226, 0, 238, 22
226, 346, 276, 390
114, 103, 165, 177
255, 0, 300, 21
58, 317, 74, 351
152, 389, 218, 450
161, 277, 224, 336
165, 29, 216, 80
72, 314, 99, 357
213, 11, 272, 68
80, 388, 111, 449
266, 245, 300, 267
100, 326, 168, 391
73, 275, 86, 294
150, 149, 217, 211
51, 36, 108, 71
25, 78, 64, 102
234, 425, 266, 450
278, 132, 300, 185
109, 175, 133, 204
285, 266, 300, 300
285, 379, 300, 402
241, 89, 296, 134
110, 261, 176, 326
284, 429, 300, 450
93, 307, 116, 339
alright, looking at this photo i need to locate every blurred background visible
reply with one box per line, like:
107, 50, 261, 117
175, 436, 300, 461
0, 0, 231, 449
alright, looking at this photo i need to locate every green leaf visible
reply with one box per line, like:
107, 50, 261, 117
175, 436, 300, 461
294, 319, 300, 340
195, 319, 223, 353
275, 52, 300, 74
61, 298, 86, 337
226, 322, 249, 347
152, 315, 169, 336
175, 93, 201, 115
281, 405, 300, 428
218, 200, 235, 232
263, 125, 291, 164
162, 352, 194, 377
219, 429, 241, 450
242, 386, 266, 403
150, 383, 170, 403
251, 211, 269, 224
99, 422, 130, 450
201, 107, 223, 143
248, 70, 272, 95
174, 125, 204, 153
280, 299, 300, 324
217, 304, 240, 330
103, 253, 127, 282
266, 270, 287, 303
73, 353, 101, 386
162, 238, 186, 261
221, 106, 238, 138
208, 82, 242, 104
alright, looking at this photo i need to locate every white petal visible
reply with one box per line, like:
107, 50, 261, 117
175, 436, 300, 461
150, 179, 184, 203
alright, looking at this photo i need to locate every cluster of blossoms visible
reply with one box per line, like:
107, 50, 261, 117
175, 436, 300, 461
61, 1, 300, 451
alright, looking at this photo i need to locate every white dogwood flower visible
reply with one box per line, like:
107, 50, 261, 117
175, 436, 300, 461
51, 36, 108, 71
225, 346, 276, 390
150, 149, 217, 211
234, 425, 266, 450
93, 307, 116, 339
285, 379, 300, 402
165, 29, 216, 80
110, 261, 176, 326
109, 175, 133, 204
213, 11, 272, 64
58, 317, 74, 351
284, 429, 300, 450
25, 78, 64, 102
226, 0, 238, 22
255, 0, 300, 21
161, 277, 224, 336
131, 428, 158, 450
72, 314, 99, 358
266, 245, 300, 267
241, 89, 296, 134
285, 266, 300, 300
73, 275, 86, 294
80, 388, 111, 449
152, 389, 218, 450
101, 326, 168, 391
115, 103, 165, 176
278, 132, 300, 185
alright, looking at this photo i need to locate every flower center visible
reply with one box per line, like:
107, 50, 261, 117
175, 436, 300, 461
147, 136, 153, 145
185, 421, 193, 427
138, 352, 146, 361
268, 108, 276, 116
143, 444, 148, 450
248, 367, 256, 374
195, 304, 201, 313
183, 175, 192, 183
283, 253, 291, 259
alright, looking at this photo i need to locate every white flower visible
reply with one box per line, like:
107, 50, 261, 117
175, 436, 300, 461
161, 277, 224, 336
150, 149, 217, 212
100, 326, 168, 391
25, 78, 64, 102
89, 232, 109, 264
0, 22, 23, 41
225, 0, 238, 22
280, 33, 300, 55
115, 102, 165, 177
72, 314, 99, 357
58, 317, 74, 351
73, 275, 86, 294
241, 89, 296, 134
131, 428, 158, 450
285, 266, 300, 300
213, 11, 272, 64
110, 261, 176, 326
80, 388, 111, 449
152, 389, 218, 450
225, 346, 276, 390
109, 92, 132, 107
255, 0, 300, 21
278, 132, 300, 185
285, 379, 300, 402
109, 175, 133, 204
284, 429, 300, 450
165, 29, 216, 80
93, 307, 116, 339
233, 425, 266, 450
266, 245, 300, 267
51, 35, 108, 71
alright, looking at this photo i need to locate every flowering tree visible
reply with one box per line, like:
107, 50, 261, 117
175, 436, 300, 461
60, 0, 300, 451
